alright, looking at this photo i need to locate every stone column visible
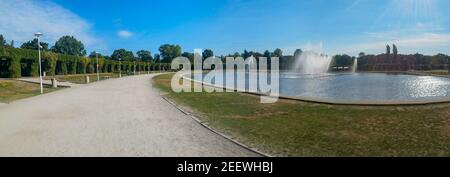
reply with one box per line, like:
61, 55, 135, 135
51, 78, 58, 88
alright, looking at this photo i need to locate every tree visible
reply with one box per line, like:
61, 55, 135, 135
263, 50, 271, 58
20, 38, 49, 51
111, 49, 134, 61
182, 52, 194, 62
273, 48, 283, 58
358, 52, 365, 58
88, 52, 103, 58
332, 54, 353, 68
136, 50, 153, 61
51, 36, 86, 56
242, 50, 250, 59
0, 34, 6, 46
294, 49, 303, 57
0, 34, 5, 47
386, 45, 391, 56
202, 49, 214, 59
393, 44, 398, 56
158, 44, 182, 63
154, 54, 161, 63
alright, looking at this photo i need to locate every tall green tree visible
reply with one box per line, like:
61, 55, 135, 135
393, 44, 398, 56
386, 45, 391, 55
358, 52, 365, 58
182, 52, 194, 62
294, 49, 303, 57
263, 50, 271, 58
88, 51, 103, 58
20, 38, 49, 51
0, 35, 6, 47
242, 50, 250, 59
51, 36, 86, 56
111, 49, 134, 61
158, 44, 182, 63
273, 48, 283, 58
136, 50, 153, 61
202, 49, 214, 59
332, 54, 354, 68
154, 54, 161, 62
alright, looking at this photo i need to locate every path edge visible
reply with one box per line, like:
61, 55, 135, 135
160, 96, 272, 157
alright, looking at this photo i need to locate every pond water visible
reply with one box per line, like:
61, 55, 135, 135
194, 72, 450, 102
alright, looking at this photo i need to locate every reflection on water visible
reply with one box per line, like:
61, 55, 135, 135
199, 72, 450, 102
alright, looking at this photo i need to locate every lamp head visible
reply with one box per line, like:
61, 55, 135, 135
34, 32, 43, 37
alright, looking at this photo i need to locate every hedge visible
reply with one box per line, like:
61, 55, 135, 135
0, 47, 167, 78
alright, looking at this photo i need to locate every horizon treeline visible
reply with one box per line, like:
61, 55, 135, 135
1, 34, 449, 73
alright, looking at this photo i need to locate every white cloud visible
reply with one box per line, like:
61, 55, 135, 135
0, 0, 104, 51
117, 30, 133, 38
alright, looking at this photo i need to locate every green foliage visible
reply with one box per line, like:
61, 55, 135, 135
181, 52, 194, 62
202, 49, 214, 59
20, 39, 49, 51
158, 44, 181, 63
89, 51, 103, 58
294, 49, 303, 57
136, 50, 153, 61
273, 48, 283, 58
331, 54, 355, 70
0, 35, 6, 47
51, 36, 87, 56
358, 53, 450, 71
111, 49, 134, 61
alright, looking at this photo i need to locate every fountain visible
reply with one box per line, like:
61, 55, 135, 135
290, 51, 332, 74
246, 55, 257, 71
352, 58, 358, 73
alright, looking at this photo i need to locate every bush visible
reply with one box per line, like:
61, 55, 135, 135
0, 47, 150, 78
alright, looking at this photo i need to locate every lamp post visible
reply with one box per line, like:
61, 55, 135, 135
119, 57, 122, 78
35, 32, 43, 94
95, 52, 100, 81
134, 59, 136, 75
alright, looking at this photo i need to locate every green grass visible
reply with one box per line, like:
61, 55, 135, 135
45, 71, 160, 84
153, 73, 450, 157
44, 73, 121, 84
0, 80, 60, 103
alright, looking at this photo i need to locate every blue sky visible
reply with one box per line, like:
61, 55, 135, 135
1, 0, 450, 56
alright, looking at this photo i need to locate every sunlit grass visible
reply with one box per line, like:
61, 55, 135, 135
0, 80, 60, 103
153, 73, 450, 157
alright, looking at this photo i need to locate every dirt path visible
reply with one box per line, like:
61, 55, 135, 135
0, 74, 259, 157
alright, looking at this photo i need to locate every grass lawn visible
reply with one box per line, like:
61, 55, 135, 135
45, 72, 160, 84
44, 73, 122, 84
153, 73, 450, 157
0, 80, 60, 103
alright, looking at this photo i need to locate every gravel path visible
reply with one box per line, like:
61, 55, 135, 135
0, 74, 259, 157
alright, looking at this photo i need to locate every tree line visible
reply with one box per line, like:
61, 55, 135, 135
1, 33, 449, 77
0, 34, 171, 78
357, 45, 450, 71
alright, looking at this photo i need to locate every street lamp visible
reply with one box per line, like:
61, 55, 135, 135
133, 59, 136, 75
118, 57, 122, 78
95, 52, 100, 81
35, 32, 43, 94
